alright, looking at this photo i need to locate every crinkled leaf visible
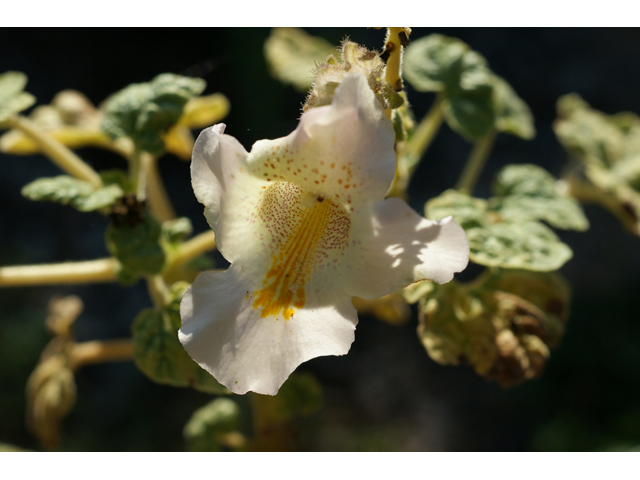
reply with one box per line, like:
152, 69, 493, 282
492, 74, 535, 140
490, 164, 589, 231
0, 71, 36, 123
101, 73, 206, 155
554, 95, 640, 234
554, 93, 627, 168
105, 211, 165, 276
264, 27, 338, 92
21, 175, 124, 212
184, 398, 241, 452
427, 189, 574, 271
403, 34, 469, 92
467, 221, 572, 271
132, 283, 228, 394
411, 269, 570, 387
426, 189, 489, 230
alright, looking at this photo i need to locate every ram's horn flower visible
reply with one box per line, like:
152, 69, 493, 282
179, 74, 469, 395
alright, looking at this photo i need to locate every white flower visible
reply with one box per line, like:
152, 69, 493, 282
179, 74, 469, 395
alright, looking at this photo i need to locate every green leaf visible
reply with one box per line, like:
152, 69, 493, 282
403, 34, 470, 92
405, 35, 535, 142
264, 27, 338, 92
492, 74, 535, 140
21, 175, 124, 212
425, 189, 489, 230
105, 211, 166, 276
0, 71, 36, 123
467, 221, 573, 271
161, 217, 193, 246
490, 164, 589, 231
426, 189, 574, 271
183, 398, 241, 452
101, 73, 206, 155
554, 94, 640, 235
445, 92, 495, 141
132, 282, 228, 395
443, 51, 495, 141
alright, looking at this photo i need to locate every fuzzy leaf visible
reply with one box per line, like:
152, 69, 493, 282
403, 34, 469, 92
490, 164, 589, 231
0, 71, 36, 123
492, 74, 535, 140
427, 189, 574, 271
132, 283, 228, 395
105, 212, 165, 276
183, 398, 241, 452
101, 73, 206, 155
264, 28, 338, 92
21, 175, 124, 212
467, 221, 572, 271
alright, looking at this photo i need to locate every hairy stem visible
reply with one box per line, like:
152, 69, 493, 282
0, 258, 118, 287
455, 129, 498, 195
10, 116, 102, 188
69, 339, 134, 370
143, 153, 176, 222
383, 27, 411, 119
387, 92, 446, 198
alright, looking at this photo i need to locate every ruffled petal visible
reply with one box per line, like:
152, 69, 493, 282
191, 124, 265, 264
244, 74, 396, 209
179, 264, 357, 395
341, 197, 470, 300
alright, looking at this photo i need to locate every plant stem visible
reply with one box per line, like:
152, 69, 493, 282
69, 339, 134, 370
168, 230, 216, 270
146, 274, 172, 308
10, 115, 102, 188
455, 129, 498, 195
0, 258, 118, 287
143, 153, 176, 222
387, 93, 446, 198
383, 27, 411, 119
130, 148, 146, 200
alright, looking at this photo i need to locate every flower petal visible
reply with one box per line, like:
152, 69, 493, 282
179, 264, 357, 395
191, 124, 265, 264
244, 74, 396, 209
341, 197, 470, 300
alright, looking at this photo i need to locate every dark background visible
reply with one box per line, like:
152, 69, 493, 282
1, 28, 640, 451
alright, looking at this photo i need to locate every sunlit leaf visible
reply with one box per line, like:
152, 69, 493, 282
490, 164, 589, 231
0, 71, 35, 123
21, 175, 124, 212
264, 28, 338, 92
426, 189, 574, 271
102, 73, 206, 155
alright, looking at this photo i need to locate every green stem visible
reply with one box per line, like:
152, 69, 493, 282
387, 92, 446, 198
129, 148, 145, 200
0, 258, 118, 286
455, 129, 497, 195
144, 153, 176, 222
10, 116, 102, 188
146, 274, 172, 308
